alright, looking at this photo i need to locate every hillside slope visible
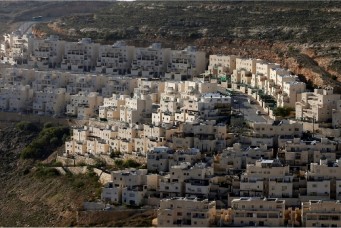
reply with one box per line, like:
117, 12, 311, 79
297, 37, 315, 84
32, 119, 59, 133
0, 121, 154, 226
32, 1, 341, 92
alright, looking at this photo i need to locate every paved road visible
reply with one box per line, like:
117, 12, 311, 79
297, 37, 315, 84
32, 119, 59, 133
18, 21, 36, 35
17, 18, 53, 35
232, 92, 272, 123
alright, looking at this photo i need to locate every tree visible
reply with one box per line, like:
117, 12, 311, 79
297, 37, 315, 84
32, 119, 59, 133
273, 107, 294, 117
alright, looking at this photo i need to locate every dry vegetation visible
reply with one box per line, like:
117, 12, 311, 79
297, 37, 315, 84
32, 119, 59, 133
32, 1, 341, 91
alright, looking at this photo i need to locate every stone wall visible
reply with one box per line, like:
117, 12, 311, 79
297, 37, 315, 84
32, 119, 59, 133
76, 209, 155, 226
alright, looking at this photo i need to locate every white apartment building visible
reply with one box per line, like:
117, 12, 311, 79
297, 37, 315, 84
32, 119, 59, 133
101, 77, 138, 97
170, 122, 228, 153
65, 125, 122, 156
88, 125, 118, 154
180, 93, 231, 121
251, 120, 303, 137
119, 94, 153, 124
101, 169, 158, 206
305, 158, 341, 200
166, 46, 206, 78
183, 162, 213, 197
296, 88, 341, 122
65, 126, 89, 155
159, 82, 181, 112
0, 68, 35, 86
230, 197, 285, 227
0, 85, 34, 112
131, 43, 171, 78
29, 35, 65, 69
2, 31, 33, 65
182, 80, 217, 95
302, 200, 341, 227
239, 159, 292, 197
277, 80, 306, 108
256, 62, 281, 78
66, 74, 107, 95
168, 148, 202, 168
279, 137, 337, 168
247, 120, 303, 147
157, 197, 216, 227
32, 87, 69, 115
207, 55, 237, 76
143, 124, 166, 141
251, 62, 281, 89
65, 140, 87, 155
32, 71, 69, 91
235, 58, 265, 74
96, 41, 134, 74
159, 162, 213, 198
98, 94, 127, 120
231, 69, 252, 85
66, 91, 103, 119
90, 125, 118, 142
147, 146, 174, 172
61, 38, 99, 72
216, 143, 273, 173
134, 78, 164, 106
269, 67, 291, 86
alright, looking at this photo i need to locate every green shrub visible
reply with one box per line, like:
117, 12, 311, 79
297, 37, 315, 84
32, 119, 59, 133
21, 126, 70, 159
16, 121, 39, 132
43, 122, 54, 129
273, 107, 295, 117
49, 137, 59, 146
62, 133, 70, 143
114, 159, 141, 169
114, 159, 124, 168
35, 166, 60, 178
123, 159, 141, 168
93, 159, 106, 169
110, 151, 121, 159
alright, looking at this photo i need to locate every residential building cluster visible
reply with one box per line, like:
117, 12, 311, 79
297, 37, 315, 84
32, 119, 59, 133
1, 32, 205, 78
100, 143, 341, 227
206, 55, 341, 128
65, 79, 231, 155
2, 30, 341, 227
0, 67, 137, 118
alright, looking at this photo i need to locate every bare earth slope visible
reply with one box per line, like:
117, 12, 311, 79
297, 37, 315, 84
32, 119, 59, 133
0, 123, 92, 226
0, 122, 153, 226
